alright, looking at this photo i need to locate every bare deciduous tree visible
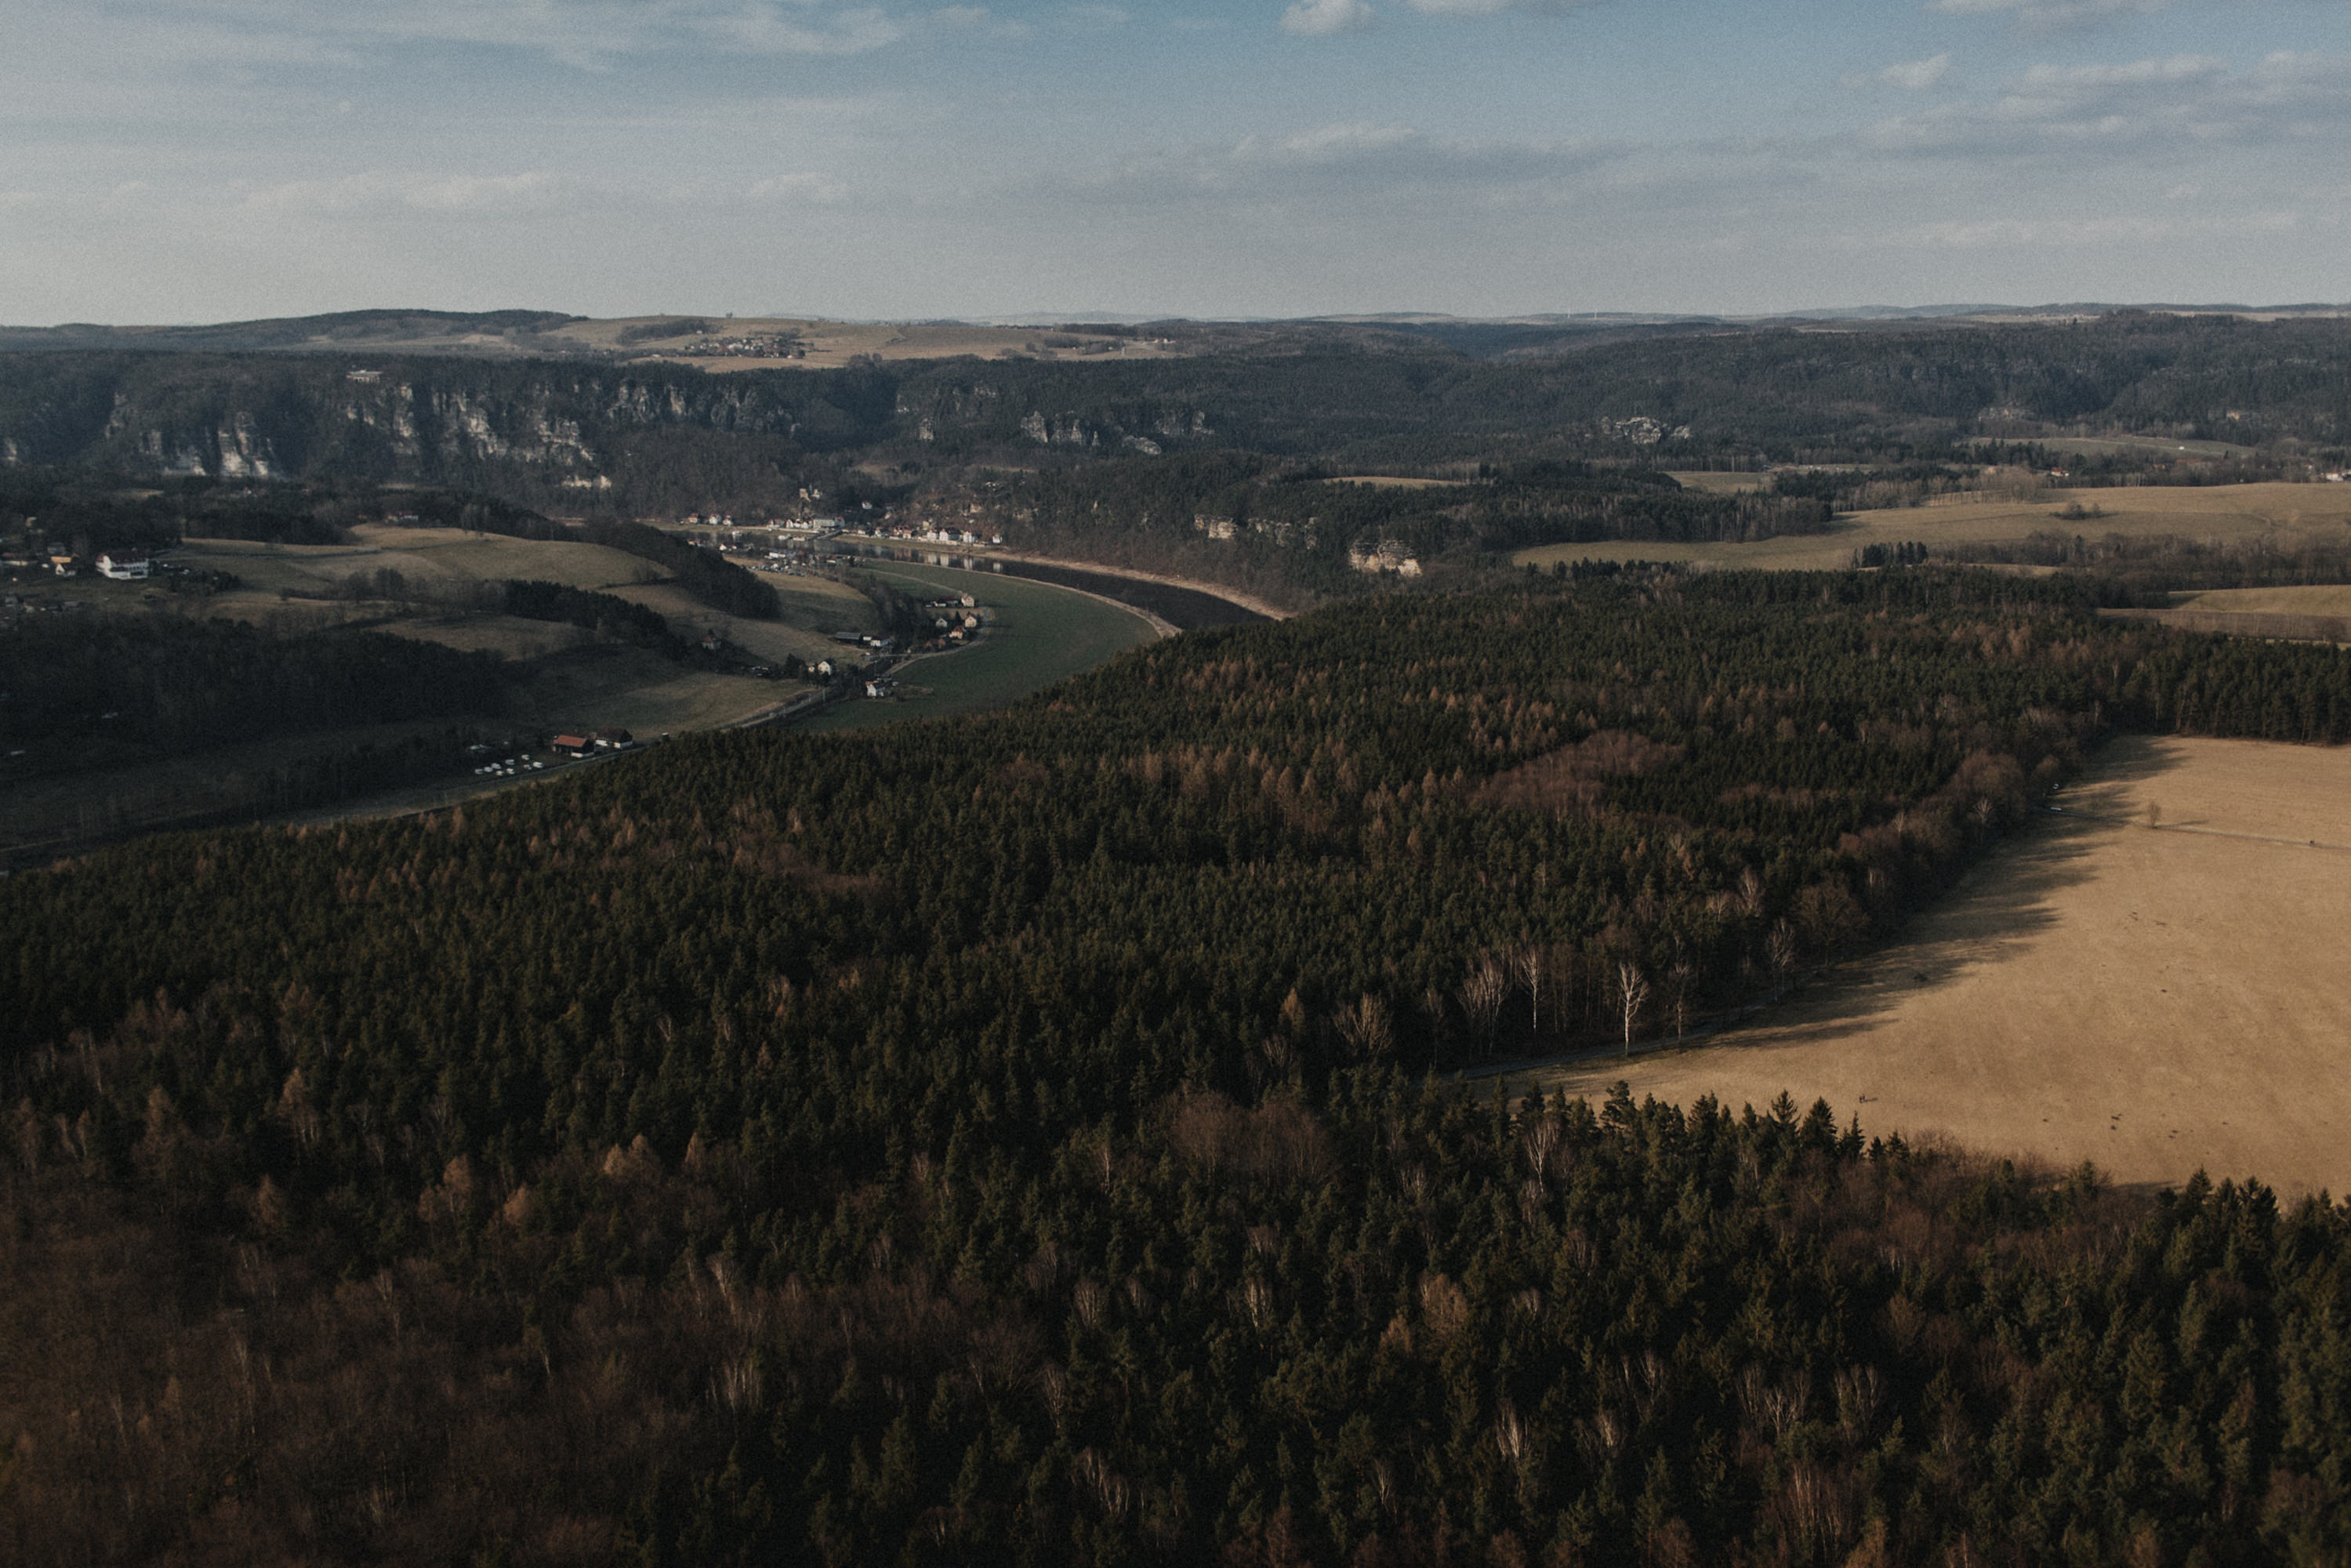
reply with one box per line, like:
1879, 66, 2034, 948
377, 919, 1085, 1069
1736, 866, 1767, 919
1667, 960, 1696, 1043
1511, 943, 1545, 1036
1616, 962, 1649, 1056
1767, 920, 1800, 994
1333, 993, 1393, 1061
1461, 957, 1507, 1058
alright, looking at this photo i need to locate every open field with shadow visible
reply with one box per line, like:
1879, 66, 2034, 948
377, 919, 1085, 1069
2173, 584, 2351, 617
1513, 734, 2351, 1196
1515, 481, 2351, 573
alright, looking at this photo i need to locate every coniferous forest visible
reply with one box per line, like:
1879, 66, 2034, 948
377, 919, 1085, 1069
7, 568, 2351, 1564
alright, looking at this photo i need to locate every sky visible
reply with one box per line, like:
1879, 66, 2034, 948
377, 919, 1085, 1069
2, 0, 2348, 321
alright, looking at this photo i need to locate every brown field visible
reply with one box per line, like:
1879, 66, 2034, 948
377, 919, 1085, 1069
543, 316, 1185, 372
1512, 735, 2351, 1197
1515, 481, 2351, 573
1664, 470, 1768, 494
2173, 584, 2351, 616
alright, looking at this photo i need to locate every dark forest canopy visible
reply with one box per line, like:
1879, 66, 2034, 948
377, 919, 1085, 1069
7, 569, 2351, 1563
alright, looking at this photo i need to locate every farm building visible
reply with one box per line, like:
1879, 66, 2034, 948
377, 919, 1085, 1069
96, 554, 152, 580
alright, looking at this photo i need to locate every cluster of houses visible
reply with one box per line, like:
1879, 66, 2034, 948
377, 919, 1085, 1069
1, 549, 159, 580
549, 728, 637, 757
676, 333, 807, 360
917, 594, 985, 653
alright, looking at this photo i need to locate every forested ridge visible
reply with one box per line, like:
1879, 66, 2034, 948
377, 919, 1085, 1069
0, 615, 507, 760
6, 570, 2351, 1565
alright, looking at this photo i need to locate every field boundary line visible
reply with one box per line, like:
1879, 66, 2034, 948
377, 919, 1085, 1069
2039, 803, 2351, 854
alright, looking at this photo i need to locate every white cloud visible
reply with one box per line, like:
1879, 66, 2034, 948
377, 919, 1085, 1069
1281, 0, 1376, 35
1400, 0, 1599, 16
1849, 53, 1954, 91
1925, 0, 2168, 29
240, 170, 568, 215
698, 5, 910, 55
1046, 119, 1628, 210
1880, 209, 2300, 248
15, 0, 920, 72
1236, 122, 1422, 162
1862, 50, 2351, 156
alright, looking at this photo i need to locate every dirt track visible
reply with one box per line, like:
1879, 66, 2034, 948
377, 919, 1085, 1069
1519, 735, 2351, 1196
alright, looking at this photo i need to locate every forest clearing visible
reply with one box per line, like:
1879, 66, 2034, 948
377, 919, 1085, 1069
1522, 733, 2351, 1196
1515, 479, 2351, 572
2173, 583, 2351, 616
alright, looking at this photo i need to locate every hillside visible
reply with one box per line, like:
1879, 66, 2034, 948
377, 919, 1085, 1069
7, 568, 2351, 1563
5, 309, 2348, 602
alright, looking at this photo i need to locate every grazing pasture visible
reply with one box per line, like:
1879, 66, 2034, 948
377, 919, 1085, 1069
1518, 734, 2351, 1196
162, 527, 660, 630
603, 579, 855, 664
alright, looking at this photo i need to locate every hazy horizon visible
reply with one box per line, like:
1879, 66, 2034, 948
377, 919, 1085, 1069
7, 0, 2349, 325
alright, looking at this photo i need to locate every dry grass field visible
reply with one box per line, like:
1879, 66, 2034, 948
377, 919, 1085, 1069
1515, 481, 2351, 573
1512, 735, 2351, 1196
1329, 475, 1471, 490
1663, 470, 1768, 494
2173, 584, 2351, 616
543, 316, 1183, 372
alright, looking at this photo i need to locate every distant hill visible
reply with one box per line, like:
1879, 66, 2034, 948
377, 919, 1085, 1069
5, 302, 2347, 364
0, 308, 588, 357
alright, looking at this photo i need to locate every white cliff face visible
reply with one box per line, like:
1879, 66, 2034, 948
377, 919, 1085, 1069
215, 412, 277, 478
1348, 538, 1421, 575
1020, 412, 1101, 446
23, 361, 846, 488
136, 429, 209, 475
